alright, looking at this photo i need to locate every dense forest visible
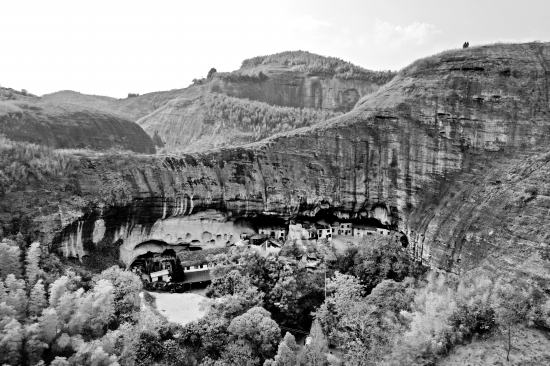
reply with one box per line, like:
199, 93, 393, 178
0, 229, 549, 365
240, 51, 396, 83
199, 92, 342, 141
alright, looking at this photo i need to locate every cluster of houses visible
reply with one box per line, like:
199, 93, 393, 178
270, 222, 390, 240
131, 221, 396, 290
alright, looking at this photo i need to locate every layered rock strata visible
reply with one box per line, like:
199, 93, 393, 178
5, 42, 550, 279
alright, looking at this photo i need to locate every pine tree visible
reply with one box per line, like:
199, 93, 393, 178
0, 318, 24, 366
0, 240, 22, 279
50, 356, 70, 366
24, 322, 48, 365
39, 307, 59, 344
49, 275, 71, 308
26, 242, 43, 286
300, 320, 329, 366
4, 274, 28, 319
29, 279, 48, 318
88, 279, 115, 336
265, 332, 299, 366
0, 280, 6, 302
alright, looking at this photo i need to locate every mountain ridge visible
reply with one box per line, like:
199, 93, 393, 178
2, 42, 550, 285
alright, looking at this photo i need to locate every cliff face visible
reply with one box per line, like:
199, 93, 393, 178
0, 102, 156, 153
7, 42, 550, 280
210, 65, 382, 112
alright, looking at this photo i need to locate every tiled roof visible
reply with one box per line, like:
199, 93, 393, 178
177, 247, 230, 265
182, 270, 211, 284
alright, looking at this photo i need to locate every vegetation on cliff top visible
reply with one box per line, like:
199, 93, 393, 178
240, 50, 396, 82
200, 92, 342, 141
0, 136, 78, 196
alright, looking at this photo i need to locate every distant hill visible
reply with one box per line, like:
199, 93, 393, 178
0, 88, 155, 153
40, 51, 395, 153
42, 89, 186, 121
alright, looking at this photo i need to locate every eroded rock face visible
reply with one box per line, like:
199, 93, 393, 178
8, 42, 550, 279
210, 67, 380, 112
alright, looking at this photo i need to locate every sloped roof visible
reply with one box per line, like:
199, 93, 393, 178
354, 224, 378, 230
182, 270, 211, 284
177, 247, 230, 265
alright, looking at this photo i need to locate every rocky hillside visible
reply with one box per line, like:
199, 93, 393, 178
2, 42, 550, 283
209, 51, 395, 112
44, 52, 392, 153
0, 95, 156, 153
137, 89, 342, 152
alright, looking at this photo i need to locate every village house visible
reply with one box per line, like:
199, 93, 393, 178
131, 252, 179, 283
353, 224, 377, 237
250, 234, 267, 245
150, 269, 170, 282
258, 227, 286, 241
377, 228, 391, 236
339, 223, 352, 236
316, 226, 332, 240
250, 240, 282, 257
177, 247, 230, 289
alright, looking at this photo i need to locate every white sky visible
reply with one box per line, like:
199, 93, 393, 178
2, 0, 549, 98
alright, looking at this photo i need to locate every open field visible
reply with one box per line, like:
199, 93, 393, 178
151, 292, 206, 326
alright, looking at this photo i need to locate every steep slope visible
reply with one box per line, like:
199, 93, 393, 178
0, 98, 155, 153
137, 89, 341, 152
3, 42, 550, 282
42, 89, 186, 121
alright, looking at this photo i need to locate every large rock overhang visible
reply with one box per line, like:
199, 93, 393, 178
48, 43, 550, 275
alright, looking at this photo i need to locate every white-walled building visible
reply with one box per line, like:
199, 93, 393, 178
353, 225, 377, 237
377, 228, 390, 236
339, 223, 352, 236
258, 227, 286, 241
317, 227, 332, 240
151, 269, 170, 282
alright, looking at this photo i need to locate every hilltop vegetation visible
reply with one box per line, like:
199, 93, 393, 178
0, 136, 77, 197
140, 91, 343, 152
201, 92, 341, 140
241, 51, 396, 83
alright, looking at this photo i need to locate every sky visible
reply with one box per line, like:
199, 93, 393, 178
2, 0, 549, 98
